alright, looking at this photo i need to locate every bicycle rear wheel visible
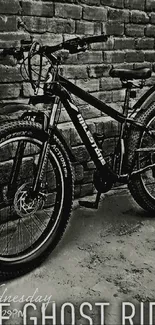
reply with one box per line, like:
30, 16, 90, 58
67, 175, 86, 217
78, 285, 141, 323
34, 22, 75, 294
127, 103, 155, 214
0, 121, 74, 278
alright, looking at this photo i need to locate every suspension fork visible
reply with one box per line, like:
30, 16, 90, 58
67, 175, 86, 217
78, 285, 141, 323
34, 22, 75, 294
31, 96, 60, 196
7, 141, 27, 198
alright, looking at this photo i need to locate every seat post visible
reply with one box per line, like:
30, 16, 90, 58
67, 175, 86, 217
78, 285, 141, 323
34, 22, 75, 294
122, 81, 132, 117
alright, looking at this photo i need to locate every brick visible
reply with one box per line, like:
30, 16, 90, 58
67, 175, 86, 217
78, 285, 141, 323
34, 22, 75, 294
61, 65, 88, 79
134, 62, 151, 69
23, 17, 76, 34
74, 164, 84, 182
61, 51, 78, 65
0, 84, 21, 99
80, 183, 93, 197
0, 66, 22, 83
114, 38, 135, 50
125, 24, 145, 37
0, 16, 17, 32
125, 0, 145, 10
151, 13, 155, 24
130, 10, 149, 24
125, 51, 145, 62
83, 6, 107, 21
80, 104, 101, 119
59, 108, 71, 123
145, 25, 155, 37
102, 137, 116, 155
103, 117, 120, 137
55, 3, 82, 20
34, 33, 63, 46
0, 55, 16, 66
108, 9, 129, 23
145, 51, 155, 62
115, 62, 134, 70
100, 78, 122, 91
90, 38, 114, 50
0, 158, 33, 185
152, 64, 155, 72
103, 51, 125, 63
76, 21, 94, 35
146, 76, 155, 86
87, 161, 95, 169
146, 0, 155, 11
83, 170, 94, 183
103, 22, 124, 36
92, 117, 120, 137
76, 79, 100, 92
135, 38, 154, 50
0, 32, 28, 48
77, 51, 103, 64
101, 0, 123, 8
47, 18, 75, 34
88, 64, 111, 78
112, 89, 125, 102
95, 91, 112, 103
23, 16, 47, 33
72, 145, 90, 162
22, 83, 34, 97
0, 0, 20, 14
74, 184, 80, 198
94, 22, 102, 34
58, 123, 71, 145
70, 128, 82, 146
87, 120, 96, 134
80, 0, 100, 5
21, 1, 54, 17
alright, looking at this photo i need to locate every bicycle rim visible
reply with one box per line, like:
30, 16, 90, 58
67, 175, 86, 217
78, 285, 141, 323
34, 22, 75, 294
138, 116, 155, 200
0, 135, 64, 263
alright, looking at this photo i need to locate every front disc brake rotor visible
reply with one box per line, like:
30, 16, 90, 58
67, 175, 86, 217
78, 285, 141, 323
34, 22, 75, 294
14, 183, 44, 218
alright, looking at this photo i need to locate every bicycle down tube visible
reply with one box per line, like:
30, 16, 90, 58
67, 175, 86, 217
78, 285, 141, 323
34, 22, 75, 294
56, 76, 125, 172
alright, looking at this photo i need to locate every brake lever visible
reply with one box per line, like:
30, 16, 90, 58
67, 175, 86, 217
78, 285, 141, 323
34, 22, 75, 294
69, 45, 87, 54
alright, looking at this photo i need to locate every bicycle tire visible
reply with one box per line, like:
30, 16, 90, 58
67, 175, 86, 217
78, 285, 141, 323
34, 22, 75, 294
0, 120, 74, 279
127, 102, 155, 214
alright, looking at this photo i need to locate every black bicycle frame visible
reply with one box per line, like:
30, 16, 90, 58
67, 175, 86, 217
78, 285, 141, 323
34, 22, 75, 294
53, 75, 128, 173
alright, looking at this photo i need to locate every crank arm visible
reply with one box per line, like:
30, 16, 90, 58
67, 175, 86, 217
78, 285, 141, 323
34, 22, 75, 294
79, 192, 101, 209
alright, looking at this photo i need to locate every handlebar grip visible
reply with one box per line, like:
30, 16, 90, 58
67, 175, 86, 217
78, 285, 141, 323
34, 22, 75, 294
80, 34, 108, 45
21, 39, 32, 45
43, 43, 63, 54
0, 48, 15, 56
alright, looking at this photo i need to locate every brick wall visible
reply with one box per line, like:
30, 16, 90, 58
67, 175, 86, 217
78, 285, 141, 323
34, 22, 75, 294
0, 0, 155, 197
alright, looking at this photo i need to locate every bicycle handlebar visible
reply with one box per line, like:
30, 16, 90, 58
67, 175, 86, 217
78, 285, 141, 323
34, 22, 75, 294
0, 34, 108, 59
44, 34, 108, 55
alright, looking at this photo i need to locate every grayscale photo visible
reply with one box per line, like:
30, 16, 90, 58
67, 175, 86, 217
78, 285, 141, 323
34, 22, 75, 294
0, 0, 154, 324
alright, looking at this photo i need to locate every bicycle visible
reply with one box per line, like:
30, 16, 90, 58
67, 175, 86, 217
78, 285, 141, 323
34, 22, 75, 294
0, 33, 155, 278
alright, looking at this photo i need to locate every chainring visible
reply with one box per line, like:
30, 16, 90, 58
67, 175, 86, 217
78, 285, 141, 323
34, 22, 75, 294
93, 170, 113, 193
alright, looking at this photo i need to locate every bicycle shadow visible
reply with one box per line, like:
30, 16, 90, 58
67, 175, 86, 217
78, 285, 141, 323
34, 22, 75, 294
50, 188, 154, 259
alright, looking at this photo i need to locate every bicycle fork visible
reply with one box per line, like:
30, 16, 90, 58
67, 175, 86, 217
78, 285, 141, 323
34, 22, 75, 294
8, 96, 60, 202
31, 96, 59, 197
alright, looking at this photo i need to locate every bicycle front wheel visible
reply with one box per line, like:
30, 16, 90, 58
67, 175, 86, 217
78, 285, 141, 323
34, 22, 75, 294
0, 121, 74, 278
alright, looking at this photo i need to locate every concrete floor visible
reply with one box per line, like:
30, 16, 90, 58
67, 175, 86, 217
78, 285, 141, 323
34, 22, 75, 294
1, 187, 155, 325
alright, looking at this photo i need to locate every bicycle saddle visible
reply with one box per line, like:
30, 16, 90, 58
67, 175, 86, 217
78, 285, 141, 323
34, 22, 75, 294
109, 67, 152, 80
